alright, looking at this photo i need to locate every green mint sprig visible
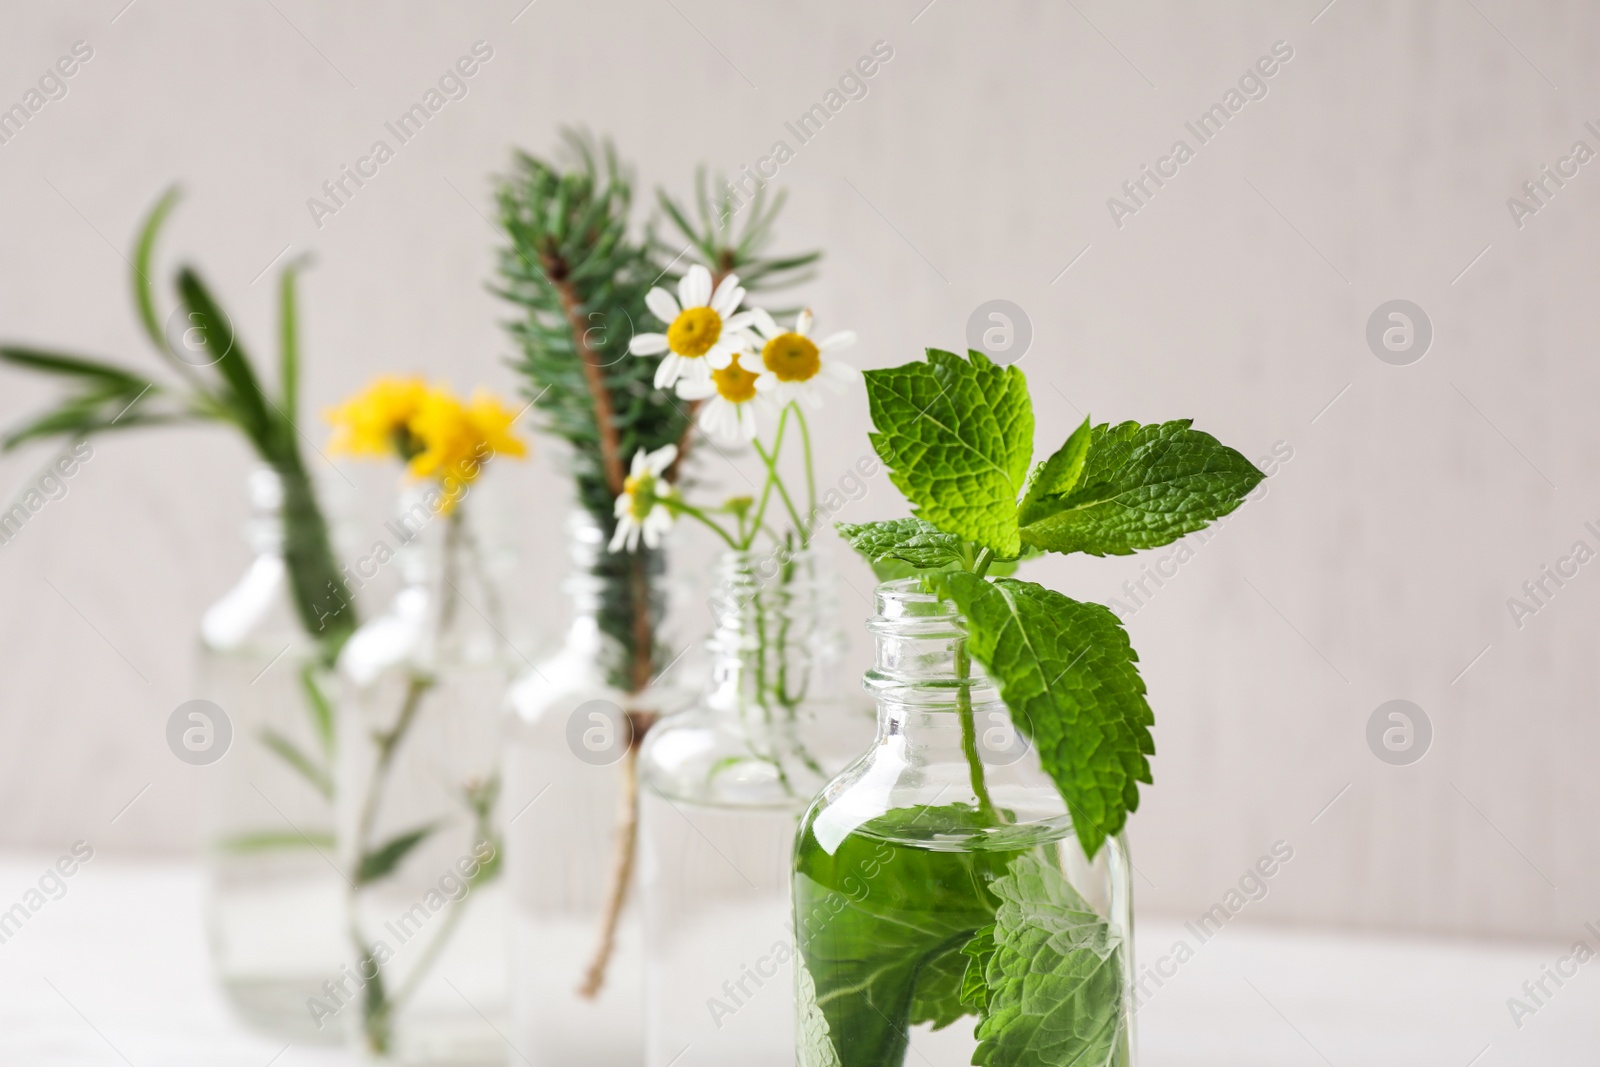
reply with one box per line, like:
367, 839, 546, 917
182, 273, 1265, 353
841, 348, 1264, 859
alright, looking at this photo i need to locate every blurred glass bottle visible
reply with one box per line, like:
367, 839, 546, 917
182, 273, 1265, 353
503, 513, 682, 1067
637, 544, 850, 1067
199, 465, 346, 1042
335, 484, 518, 1063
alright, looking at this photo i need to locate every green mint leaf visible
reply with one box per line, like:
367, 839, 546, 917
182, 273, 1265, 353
794, 804, 1012, 1067
1018, 419, 1264, 557
971, 852, 1126, 1067
864, 349, 1033, 557
942, 574, 1154, 859
1018, 415, 1092, 526
836, 518, 970, 575
960, 925, 997, 1015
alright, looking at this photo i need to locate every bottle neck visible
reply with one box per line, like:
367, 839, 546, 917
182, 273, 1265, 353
388, 484, 502, 659
245, 465, 285, 556
561, 510, 668, 694
864, 579, 1020, 759
702, 546, 835, 720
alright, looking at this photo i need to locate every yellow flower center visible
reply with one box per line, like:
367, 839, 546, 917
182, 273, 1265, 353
761, 332, 821, 382
623, 472, 656, 520
666, 307, 723, 358
712, 355, 759, 403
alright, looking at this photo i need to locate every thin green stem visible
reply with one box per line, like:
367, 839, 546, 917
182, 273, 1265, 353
746, 406, 791, 539
752, 437, 805, 533
955, 637, 998, 821
665, 499, 740, 549
792, 404, 817, 541
973, 546, 995, 579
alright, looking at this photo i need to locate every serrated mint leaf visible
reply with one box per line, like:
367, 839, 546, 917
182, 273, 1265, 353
794, 804, 1012, 1067
864, 349, 1033, 557
1018, 419, 1264, 557
1018, 415, 1092, 526
971, 852, 1126, 1067
836, 518, 970, 577
942, 574, 1154, 859
960, 925, 997, 1015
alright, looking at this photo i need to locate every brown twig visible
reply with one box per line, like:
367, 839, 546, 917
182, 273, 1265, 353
577, 709, 657, 999
545, 253, 626, 495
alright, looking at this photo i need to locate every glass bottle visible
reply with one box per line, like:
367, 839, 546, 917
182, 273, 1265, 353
200, 466, 346, 1042
503, 513, 678, 1067
335, 486, 517, 1063
793, 579, 1136, 1067
638, 546, 848, 1067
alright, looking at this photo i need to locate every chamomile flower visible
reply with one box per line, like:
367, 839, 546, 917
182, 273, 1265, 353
679, 352, 762, 445
610, 444, 679, 552
749, 308, 859, 409
628, 264, 756, 391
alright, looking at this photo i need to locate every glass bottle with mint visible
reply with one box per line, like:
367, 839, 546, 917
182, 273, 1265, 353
799, 349, 1267, 1067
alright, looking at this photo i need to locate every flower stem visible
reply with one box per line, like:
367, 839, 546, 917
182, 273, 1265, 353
752, 436, 805, 533
666, 499, 740, 549
791, 404, 818, 542
955, 639, 998, 821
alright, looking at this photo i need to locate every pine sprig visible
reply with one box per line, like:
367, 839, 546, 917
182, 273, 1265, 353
493, 133, 821, 692
493, 135, 682, 692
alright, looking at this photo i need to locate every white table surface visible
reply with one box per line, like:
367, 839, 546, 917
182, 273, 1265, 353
0, 855, 1592, 1065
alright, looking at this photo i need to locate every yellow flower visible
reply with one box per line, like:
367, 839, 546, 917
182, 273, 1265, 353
407, 387, 528, 489
326, 376, 428, 459
328, 380, 527, 511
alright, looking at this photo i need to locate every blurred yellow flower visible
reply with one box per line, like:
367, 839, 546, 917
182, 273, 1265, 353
327, 380, 527, 506
326, 376, 428, 459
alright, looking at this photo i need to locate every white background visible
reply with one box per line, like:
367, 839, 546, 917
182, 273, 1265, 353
0, 0, 1593, 954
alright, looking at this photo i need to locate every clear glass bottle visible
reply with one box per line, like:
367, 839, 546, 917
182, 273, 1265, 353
639, 546, 847, 1067
503, 513, 678, 1067
793, 579, 1136, 1067
335, 487, 516, 1063
200, 466, 346, 1042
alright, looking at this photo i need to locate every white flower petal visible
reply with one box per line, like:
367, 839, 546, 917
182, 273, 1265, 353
644, 507, 674, 548
724, 311, 758, 334
608, 521, 631, 552
653, 353, 684, 389
698, 398, 730, 440
754, 372, 780, 394
818, 330, 856, 352
631, 332, 669, 356
795, 308, 814, 337
711, 282, 746, 318
646, 443, 679, 474
679, 265, 712, 309
820, 359, 861, 386
645, 288, 681, 324
614, 492, 632, 518
705, 347, 735, 370
676, 377, 715, 400
750, 307, 780, 341
736, 403, 758, 441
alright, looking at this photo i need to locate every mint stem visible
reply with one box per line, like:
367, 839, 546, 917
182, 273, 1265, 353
955, 637, 998, 821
